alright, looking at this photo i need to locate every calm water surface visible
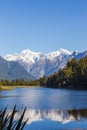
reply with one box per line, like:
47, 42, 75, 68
0, 87, 87, 130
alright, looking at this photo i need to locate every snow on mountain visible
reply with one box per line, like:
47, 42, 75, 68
45, 48, 71, 59
5, 48, 71, 62
5, 49, 41, 63
4, 48, 72, 78
5, 49, 42, 73
4, 48, 87, 78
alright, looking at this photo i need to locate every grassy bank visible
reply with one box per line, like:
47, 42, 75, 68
0, 86, 14, 90
0, 85, 40, 91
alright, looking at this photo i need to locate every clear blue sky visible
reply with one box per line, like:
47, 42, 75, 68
0, 0, 87, 56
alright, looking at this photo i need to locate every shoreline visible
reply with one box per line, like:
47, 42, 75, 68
0, 85, 40, 91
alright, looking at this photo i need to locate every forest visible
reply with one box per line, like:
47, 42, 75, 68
46, 56, 87, 89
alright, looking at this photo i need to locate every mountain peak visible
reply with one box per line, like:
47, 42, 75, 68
21, 49, 32, 54
20, 49, 41, 55
72, 50, 79, 56
46, 48, 71, 59
4, 48, 86, 78
58, 48, 72, 55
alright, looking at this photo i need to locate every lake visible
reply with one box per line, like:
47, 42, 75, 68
0, 87, 87, 130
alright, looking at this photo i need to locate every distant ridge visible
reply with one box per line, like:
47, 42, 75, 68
0, 56, 35, 80
4, 48, 87, 78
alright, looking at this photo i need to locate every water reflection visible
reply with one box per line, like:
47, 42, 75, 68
1, 88, 87, 129
13, 109, 87, 125
7, 108, 87, 130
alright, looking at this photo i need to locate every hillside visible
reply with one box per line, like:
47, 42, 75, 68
0, 56, 35, 81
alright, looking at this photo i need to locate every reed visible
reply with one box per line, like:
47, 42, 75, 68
0, 105, 28, 130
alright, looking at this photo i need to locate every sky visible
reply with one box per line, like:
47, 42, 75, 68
0, 0, 87, 56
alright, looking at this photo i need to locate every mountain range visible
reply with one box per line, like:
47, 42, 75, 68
4, 48, 87, 79
0, 56, 35, 81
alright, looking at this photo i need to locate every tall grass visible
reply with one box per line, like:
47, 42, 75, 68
0, 105, 28, 130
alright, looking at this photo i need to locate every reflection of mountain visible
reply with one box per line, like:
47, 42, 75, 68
12, 109, 87, 125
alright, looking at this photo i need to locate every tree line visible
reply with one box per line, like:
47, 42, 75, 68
0, 79, 40, 86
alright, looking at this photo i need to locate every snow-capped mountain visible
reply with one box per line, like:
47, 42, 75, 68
5, 49, 41, 72
4, 48, 87, 78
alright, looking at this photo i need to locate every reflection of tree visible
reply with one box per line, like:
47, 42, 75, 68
80, 109, 87, 118
68, 110, 79, 120
68, 109, 87, 120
